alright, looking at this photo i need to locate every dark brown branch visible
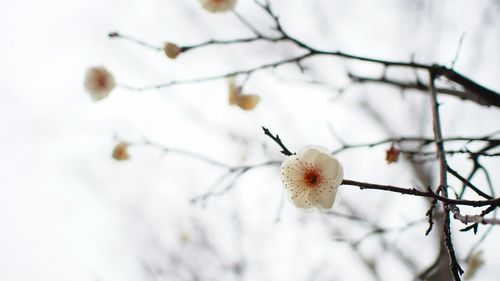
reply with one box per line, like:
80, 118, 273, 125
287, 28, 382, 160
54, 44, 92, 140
401, 149, 499, 158
111, 8, 500, 107
332, 135, 498, 154
254, 4, 500, 107
340, 179, 500, 208
447, 166, 493, 199
428, 71, 464, 280
347, 72, 495, 107
262, 126, 294, 156
435, 65, 500, 107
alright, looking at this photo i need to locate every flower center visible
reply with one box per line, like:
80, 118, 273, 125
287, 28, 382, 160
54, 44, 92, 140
96, 73, 108, 88
303, 169, 322, 188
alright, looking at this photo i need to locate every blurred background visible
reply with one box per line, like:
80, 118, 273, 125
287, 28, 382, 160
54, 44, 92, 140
0, 0, 499, 280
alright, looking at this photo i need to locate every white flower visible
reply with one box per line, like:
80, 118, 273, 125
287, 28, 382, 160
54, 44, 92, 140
464, 251, 484, 280
84, 66, 116, 101
199, 0, 237, 13
281, 145, 343, 211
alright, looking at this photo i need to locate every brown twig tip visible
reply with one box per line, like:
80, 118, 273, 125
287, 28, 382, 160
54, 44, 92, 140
261, 126, 294, 156
108, 32, 119, 38
425, 191, 438, 236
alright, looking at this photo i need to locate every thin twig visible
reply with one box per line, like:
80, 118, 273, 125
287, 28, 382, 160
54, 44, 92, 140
262, 126, 294, 156
118, 52, 314, 91
450, 33, 466, 69
447, 165, 493, 199
108, 32, 162, 51
340, 179, 500, 208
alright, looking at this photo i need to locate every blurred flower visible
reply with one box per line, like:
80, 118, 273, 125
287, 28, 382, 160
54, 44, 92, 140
464, 251, 484, 280
179, 232, 191, 244
163, 42, 181, 59
112, 142, 130, 161
237, 94, 260, 110
281, 145, 343, 211
385, 145, 400, 164
227, 76, 239, 105
227, 76, 260, 111
199, 0, 237, 13
84, 66, 116, 101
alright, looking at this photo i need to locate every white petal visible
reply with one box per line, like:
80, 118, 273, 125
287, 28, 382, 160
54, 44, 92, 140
289, 188, 314, 210
297, 145, 326, 164
281, 156, 304, 182
334, 162, 344, 184
312, 154, 343, 210
314, 153, 342, 181
310, 184, 337, 211
300, 145, 330, 155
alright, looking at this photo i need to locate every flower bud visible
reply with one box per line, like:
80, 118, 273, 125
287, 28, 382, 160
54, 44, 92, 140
227, 76, 240, 105
385, 145, 400, 164
464, 251, 484, 280
112, 142, 130, 161
163, 42, 181, 59
84, 66, 116, 101
237, 94, 260, 111
199, 0, 237, 13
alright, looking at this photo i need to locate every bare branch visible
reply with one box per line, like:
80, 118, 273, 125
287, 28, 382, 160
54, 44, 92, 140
428, 70, 464, 279
118, 52, 314, 91
340, 179, 500, 208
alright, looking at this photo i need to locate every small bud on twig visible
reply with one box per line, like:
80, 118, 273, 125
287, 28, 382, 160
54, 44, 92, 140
385, 144, 400, 164
163, 42, 182, 59
112, 142, 130, 160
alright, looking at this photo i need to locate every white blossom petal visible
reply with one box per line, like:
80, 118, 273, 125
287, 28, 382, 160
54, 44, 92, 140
290, 188, 313, 209
297, 145, 326, 164
314, 153, 342, 182
310, 178, 338, 210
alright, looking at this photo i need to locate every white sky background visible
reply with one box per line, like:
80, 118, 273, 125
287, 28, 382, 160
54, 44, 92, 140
0, 0, 499, 280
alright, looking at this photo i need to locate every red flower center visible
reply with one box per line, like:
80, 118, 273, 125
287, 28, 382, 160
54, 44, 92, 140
96, 72, 108, 89
303, 169, 322, 188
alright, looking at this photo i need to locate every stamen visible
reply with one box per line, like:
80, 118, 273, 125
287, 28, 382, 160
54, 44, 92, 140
303, 168, 322, 189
